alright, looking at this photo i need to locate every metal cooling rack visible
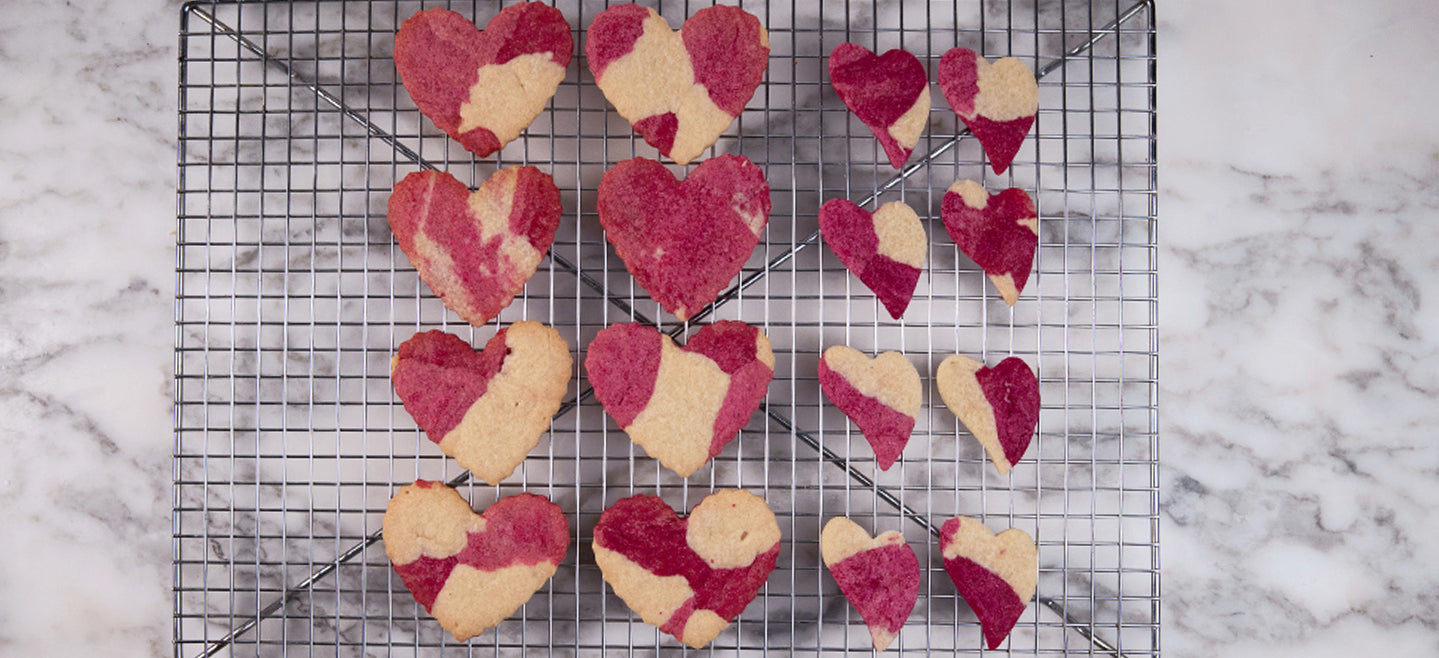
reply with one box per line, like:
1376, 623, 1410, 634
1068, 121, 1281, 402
174, 0, 1158, 655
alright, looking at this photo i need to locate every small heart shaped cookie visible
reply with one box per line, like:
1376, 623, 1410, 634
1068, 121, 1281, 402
936, 355, 1039, 475
818, 346, 921, 470
828, 44, 931, 169
597, 155, 770, 320
586, 321, 774, 477
940, 180, 1037, 306
391, 322, 572, 484
938, 516, 1037, 650
820, 517, 920, 651
593, 490, 781, 648
818, 199, 926, 319
394, 4, 573, 157
383, 482, 570, 641
937, 48, 1038, 174
586, 4, 769, 164
388, 167, 562, 327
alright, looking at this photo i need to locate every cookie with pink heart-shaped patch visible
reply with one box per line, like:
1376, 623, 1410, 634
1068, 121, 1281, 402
593, 490, 781, 648
585, 321, 774, 477
597, 155, 770, 320
820, 517, 920, 651
391, 322, 571, 484
819, 199, 926, 319
388, 166, 562, 327
586, 4, 769, 164
828, 44, 931, 169
818, 346, 921, 470
940, 180, 1037, 306
938, 516, 1037, 650
383, 482, 570, 641
936, 355, 1039, 475
937, 48, 1038, 174
394, 4, 572, 157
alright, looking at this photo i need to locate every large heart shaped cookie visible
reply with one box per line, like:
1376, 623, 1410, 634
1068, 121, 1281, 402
597, 155, 770, 320
937, 48, 1038, 174
936, 355, 1039, 475
388, 167, 562, 326
818, 199, 926, 319
391, 322, 571, 484
585, 321, 773, 477
586, 4, 768, 164
383, 482, 570, 641
818, 346, 921, 471
820, 517, 919, 651
828, 44, 931, 169
940, 180, 1037, 306
938, 516, 1037, 650
593, 490, 781, 648
394, 4, 572, 157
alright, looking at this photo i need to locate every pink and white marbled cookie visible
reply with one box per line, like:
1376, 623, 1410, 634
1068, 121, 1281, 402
938, 516, 1037, 650
828, 43, 931, 169
936, 355, 1040, 475
394, 4, 573, 157
390, 323, 571, 485
937, 48, 1038, 174
383, 482, 570, 641
818, 346, 922, 470
820, 517, 920, 651
586, 4, 769, 165
388, 167, 562, 327
593, 490, 781, 648
818, 199, 927, 319
585, 321, 774, 478
940, 180, 1038, 306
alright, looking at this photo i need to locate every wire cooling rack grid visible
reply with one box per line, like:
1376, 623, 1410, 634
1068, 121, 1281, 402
174, 0, 1157, 655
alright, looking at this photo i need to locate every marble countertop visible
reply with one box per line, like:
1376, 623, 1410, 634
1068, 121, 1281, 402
1, 0, 1435, 655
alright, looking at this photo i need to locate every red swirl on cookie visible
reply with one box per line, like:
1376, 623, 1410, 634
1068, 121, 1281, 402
940, 180, 1037, 306
828, 44, 931, 169
388, 167, 562, 326
937, 48, 1038, 174
597, 155, 770, 320
820, 517, 919, 651
586, 4, 769, 164
938, 516, 1037, 650
383, 482, 570, 641
585, 321, 774, 477
818, 346, 922, 470
936, 355, 1040, 475
818, 199, 926, 319
593, 490, 781, 648
391, 323, 572, 484
394, 4, 572, 157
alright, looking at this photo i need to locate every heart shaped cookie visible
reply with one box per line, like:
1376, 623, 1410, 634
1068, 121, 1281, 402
937, 48, 1038, 174
818, 346, 921, 471
938, 516, 1037, 650
593, 490, 781, 648
818, 199, 926, 319
940, 180, 1037, 306
820, 517, 919, 651
597, 155, 770, 320
828, 44, 931, 169
394, 4, 572, 157
585, 321, 773, 477
382, 482, 570, 641
388, 167, 562, 326
936, 355, 1039, 475
390, 323, 572, 484
586, 4, 768, 164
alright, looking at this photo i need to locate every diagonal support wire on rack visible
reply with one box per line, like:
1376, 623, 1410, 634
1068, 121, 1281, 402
176, 1, 1157, 655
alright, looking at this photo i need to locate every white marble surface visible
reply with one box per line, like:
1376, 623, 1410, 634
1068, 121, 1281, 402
0, 0, 1435, 656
